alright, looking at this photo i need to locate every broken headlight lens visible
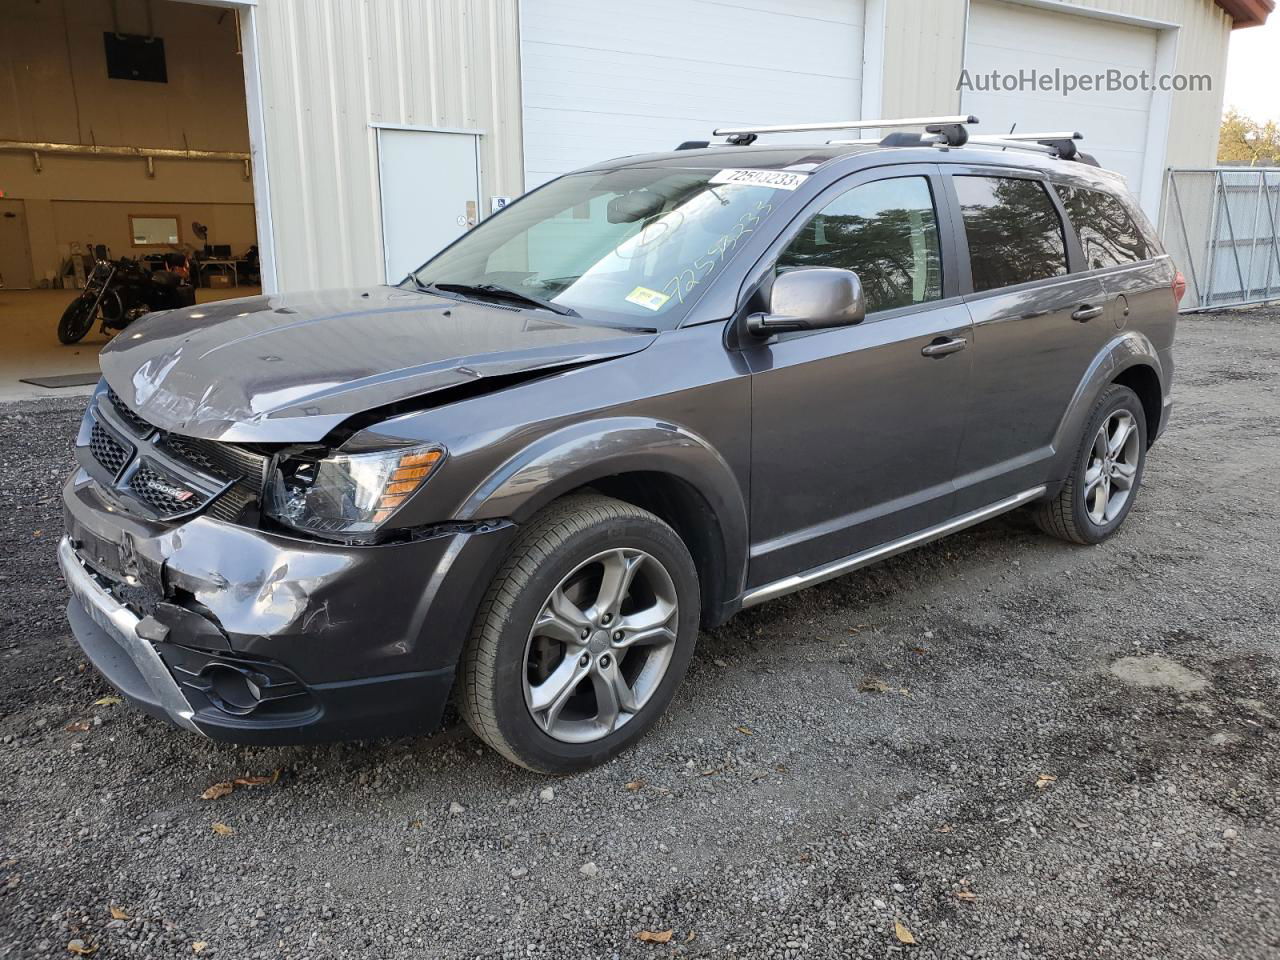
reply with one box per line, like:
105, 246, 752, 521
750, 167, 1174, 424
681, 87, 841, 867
264, 444, 444, 538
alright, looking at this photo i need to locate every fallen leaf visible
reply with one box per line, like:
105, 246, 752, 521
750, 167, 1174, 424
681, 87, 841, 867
1035, 774, 1057, 790
92, 696, 122, 707
859, 677, 890, 693
200, 782, 234, 801
684, 931, 696, 943
634, 930, 674, 944
109, 906, 131, 920
408, 819, 423, 829
935, 824, 954, 833
894, 919, 917, 945
64, 720, 92, 733
625, 779, 645, 792
953, 889, 978, 903
909, 646, 928, 656
735, 725, 753, 736
192, 942, 209, 954
233, 771, 278, 787
67, 942, 98, 956
210, 822, 234, 836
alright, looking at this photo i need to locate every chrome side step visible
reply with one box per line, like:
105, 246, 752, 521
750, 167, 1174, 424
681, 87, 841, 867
740, 486, 1046, 609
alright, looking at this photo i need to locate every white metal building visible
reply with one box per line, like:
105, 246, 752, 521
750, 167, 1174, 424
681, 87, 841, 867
193, 0, 1273, 292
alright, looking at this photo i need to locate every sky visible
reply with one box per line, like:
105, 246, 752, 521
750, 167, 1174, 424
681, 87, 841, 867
1222, 16, 1280, 124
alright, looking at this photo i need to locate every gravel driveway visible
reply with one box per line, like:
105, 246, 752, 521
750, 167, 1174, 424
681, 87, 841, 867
1, 309, 1278, 960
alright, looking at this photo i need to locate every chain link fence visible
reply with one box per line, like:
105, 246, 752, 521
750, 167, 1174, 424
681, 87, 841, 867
1162, 167, 1280, 312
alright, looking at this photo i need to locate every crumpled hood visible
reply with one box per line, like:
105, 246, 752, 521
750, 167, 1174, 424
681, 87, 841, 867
99, 286, 657, 443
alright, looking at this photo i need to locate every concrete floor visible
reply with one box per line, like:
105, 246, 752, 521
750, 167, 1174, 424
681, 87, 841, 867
0, 286, 261, 402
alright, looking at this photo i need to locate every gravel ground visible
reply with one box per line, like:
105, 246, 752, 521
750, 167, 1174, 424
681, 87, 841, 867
1, 308, 1278, 960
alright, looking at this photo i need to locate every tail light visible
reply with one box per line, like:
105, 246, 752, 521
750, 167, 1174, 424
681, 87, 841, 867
1172, 270, 1187, 307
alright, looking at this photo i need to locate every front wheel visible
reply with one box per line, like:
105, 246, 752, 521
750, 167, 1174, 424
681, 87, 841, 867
459, 493, 700, 773
57, 298, 97, 344
1035, 384, 1147, 544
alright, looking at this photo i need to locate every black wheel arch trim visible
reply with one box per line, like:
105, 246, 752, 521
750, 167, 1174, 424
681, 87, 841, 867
454, 416, 749, 623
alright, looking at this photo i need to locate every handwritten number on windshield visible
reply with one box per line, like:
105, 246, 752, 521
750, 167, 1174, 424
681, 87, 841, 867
661, 200, 773, 305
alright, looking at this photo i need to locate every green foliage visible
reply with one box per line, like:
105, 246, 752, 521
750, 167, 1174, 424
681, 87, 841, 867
1218, 108, 1280, 166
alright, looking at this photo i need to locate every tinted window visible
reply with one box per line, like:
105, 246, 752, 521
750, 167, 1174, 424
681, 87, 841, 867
1057, 185, 1153, 269
776, 177, 942, 313
955, 176, 1068, 292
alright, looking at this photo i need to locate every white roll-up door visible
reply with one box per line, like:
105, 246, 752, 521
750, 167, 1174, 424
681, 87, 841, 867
519, 0, 868, 187
962, 0, 1159, 200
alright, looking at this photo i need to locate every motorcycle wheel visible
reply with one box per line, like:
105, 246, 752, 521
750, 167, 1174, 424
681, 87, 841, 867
57, 298, 97, 345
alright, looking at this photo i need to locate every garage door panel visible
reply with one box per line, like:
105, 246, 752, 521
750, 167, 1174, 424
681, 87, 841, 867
521, 48, 859, 121
522, 0, 865, 186
963, 0, 1157, 198
523, 0, 863, 71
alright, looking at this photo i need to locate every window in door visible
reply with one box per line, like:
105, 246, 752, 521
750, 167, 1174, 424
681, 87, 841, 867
775, 176, 942, 314
1056, 185, 1152, 270
954, 176, 1068, 292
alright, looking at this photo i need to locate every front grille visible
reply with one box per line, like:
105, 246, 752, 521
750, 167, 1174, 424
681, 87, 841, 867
161, 433, 269, 487
127, 461, 208, 517
86, 390, 268, 524
89, 422, 130, 477
207, 481, 259, 524
106, 388, 153, 435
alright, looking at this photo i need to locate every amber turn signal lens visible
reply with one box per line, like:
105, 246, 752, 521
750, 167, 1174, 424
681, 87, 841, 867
400, 450, 442, 468
369, 446, 445, 526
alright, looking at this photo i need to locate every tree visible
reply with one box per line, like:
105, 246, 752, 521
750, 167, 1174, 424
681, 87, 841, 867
1218, 109, 1280, 166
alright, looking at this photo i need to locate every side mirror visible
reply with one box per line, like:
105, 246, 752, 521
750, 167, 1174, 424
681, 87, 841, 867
746, 267, 866, 337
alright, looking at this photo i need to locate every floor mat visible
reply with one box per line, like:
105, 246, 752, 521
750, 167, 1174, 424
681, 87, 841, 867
18, 373, 100, 389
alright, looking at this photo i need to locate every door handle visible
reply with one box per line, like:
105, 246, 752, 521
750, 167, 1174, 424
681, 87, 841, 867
921, 336, 968, 358
1072, 304, 1104, 322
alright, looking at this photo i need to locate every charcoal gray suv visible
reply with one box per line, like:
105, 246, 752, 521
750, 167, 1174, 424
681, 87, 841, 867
59, 124, 1179, 771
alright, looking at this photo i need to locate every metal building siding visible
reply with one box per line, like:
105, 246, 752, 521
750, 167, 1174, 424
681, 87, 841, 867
253, 0, 523, 292
879, 0, 1231, 170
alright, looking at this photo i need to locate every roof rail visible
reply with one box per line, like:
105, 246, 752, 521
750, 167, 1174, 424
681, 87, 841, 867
712, 115, 978, 147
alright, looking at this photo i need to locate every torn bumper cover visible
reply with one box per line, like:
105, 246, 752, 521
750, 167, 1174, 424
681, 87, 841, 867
59, 469, 516, 744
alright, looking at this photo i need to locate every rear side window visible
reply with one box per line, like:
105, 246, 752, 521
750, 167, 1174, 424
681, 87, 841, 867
1057, 185, 1153, 269
776, 176, 942, 313
954, 176, 1068, 292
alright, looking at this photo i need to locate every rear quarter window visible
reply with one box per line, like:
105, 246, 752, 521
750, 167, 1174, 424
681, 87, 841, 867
954, 176, 1069, 292
1057, 185, 1154, 269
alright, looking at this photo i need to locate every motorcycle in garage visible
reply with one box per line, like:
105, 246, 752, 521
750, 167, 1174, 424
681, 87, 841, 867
57, 247, 196, 345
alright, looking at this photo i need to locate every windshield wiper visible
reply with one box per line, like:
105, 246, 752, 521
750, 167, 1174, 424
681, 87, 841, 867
403, 273, 432, 293
425, 281, 580, 318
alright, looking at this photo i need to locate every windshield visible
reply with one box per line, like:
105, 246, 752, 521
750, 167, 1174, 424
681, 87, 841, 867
408, 166, 790, 328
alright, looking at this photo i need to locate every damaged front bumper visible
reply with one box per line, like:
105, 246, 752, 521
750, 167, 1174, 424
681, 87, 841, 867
59, 469, 516, 744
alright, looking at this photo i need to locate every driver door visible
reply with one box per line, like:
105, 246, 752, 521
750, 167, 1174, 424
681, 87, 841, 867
741, 167, 973, 589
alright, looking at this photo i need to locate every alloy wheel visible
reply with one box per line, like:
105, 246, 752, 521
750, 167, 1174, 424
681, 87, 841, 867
522, 548, 679, 743
1084, 409, 1140, 525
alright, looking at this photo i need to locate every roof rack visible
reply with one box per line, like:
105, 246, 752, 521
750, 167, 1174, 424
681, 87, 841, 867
711, 115, 978, 147
968, 131, 1084, 160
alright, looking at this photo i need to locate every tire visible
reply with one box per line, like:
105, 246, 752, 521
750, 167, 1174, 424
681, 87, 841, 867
459, 493, 700, 773
1035, 384, 1147, 545
57, 298, 97, 344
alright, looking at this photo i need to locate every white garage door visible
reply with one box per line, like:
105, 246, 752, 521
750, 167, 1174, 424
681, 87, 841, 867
520, 0, 866, 187
962, 0, 1157, 199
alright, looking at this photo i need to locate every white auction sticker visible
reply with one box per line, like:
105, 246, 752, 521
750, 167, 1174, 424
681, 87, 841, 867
709, 168, 809, 191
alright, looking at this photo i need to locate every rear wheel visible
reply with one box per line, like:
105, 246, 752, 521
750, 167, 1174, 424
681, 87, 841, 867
1035, 384, 1147, 544
57, 298, 97, 344
459, 493, 699, 773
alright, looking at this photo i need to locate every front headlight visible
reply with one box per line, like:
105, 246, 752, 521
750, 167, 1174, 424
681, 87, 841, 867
264, 443, 444, 539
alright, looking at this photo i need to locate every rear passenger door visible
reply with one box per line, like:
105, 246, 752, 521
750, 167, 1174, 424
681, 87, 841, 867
943, 168, 1108, 512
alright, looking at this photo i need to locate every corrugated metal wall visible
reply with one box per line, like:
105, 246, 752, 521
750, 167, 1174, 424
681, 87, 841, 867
253, 0, 523, 292
880, 0, 1231, 176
